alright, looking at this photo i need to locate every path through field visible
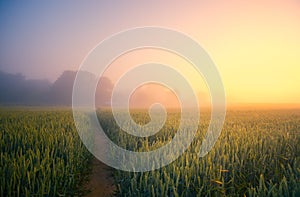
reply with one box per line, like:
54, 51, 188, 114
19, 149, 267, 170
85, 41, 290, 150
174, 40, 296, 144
84, 158, 116, 197
83, 127, 117, 196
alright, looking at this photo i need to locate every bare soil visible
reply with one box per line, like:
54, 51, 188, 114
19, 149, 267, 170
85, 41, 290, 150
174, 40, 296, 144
84, 158, 116, 197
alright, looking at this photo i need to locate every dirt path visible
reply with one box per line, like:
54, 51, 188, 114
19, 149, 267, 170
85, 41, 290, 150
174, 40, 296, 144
84, 158, 116, 197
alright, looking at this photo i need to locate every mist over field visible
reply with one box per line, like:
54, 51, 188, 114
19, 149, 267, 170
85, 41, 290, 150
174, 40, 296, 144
0, 70, 182, 108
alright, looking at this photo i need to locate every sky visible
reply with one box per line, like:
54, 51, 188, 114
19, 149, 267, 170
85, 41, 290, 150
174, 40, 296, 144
0, 0, 300, 105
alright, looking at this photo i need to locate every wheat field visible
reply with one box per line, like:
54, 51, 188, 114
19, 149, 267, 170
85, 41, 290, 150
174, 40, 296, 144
1, 108, 299, 196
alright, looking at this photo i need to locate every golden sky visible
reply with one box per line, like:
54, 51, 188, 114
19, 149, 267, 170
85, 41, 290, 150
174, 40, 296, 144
1, 0, 299, 105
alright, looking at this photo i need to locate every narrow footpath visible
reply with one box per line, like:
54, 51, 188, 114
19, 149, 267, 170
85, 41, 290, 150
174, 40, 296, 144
84, 158, 116, 197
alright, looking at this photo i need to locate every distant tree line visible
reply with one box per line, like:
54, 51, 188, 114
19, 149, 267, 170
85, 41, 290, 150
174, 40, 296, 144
0, 70, 113, 106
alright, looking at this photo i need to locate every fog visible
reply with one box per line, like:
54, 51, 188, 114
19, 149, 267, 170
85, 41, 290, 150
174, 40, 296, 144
0, 70, 182, 108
